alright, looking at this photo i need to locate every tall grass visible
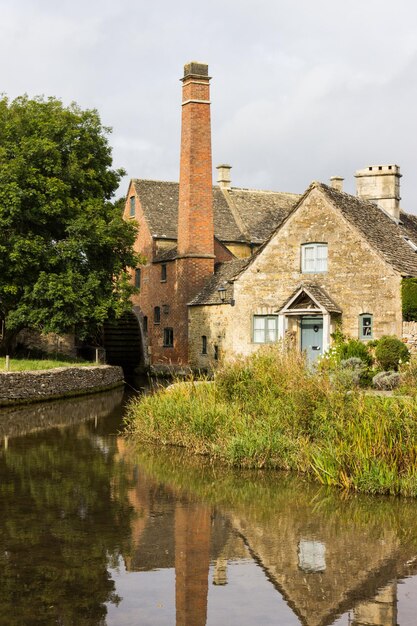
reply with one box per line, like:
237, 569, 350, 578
126, 347, 417, 496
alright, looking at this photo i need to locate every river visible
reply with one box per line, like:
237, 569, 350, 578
1, 386, 417, 625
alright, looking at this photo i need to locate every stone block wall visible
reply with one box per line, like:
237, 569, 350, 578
0, 365, 124, 406
402, 321, 417, 353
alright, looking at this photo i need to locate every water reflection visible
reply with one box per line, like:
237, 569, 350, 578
0, 391, 417, 624
124, 446, 417, 626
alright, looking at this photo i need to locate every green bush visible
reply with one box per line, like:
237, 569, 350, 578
336, 339, 373, 367
375, 336, 410, 371
402, 278, 417, 321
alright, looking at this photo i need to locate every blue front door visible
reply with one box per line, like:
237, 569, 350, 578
301, 316, 323, 363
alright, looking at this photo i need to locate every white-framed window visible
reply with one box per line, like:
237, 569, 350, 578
301, 243, 328, 273
359, 313, 373, 340
253, 315, 278, 344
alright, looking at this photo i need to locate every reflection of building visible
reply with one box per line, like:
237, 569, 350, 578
116, 442, 417, 626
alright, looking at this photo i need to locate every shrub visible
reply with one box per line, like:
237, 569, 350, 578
375, 336, 410, 371
372, 371, 401, 390
336, 339, 373, 367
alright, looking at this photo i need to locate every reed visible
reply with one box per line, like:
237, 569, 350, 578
126, 347, 417, 496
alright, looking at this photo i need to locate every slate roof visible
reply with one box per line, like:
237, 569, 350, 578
226, 188, 300, 243
319, 182, 417, 276
132, 179, 299, 244
188, 258, 250, 306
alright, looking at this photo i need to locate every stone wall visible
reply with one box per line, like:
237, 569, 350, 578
16, 329, 77, 358
189, 187, 403, 365
402, 321, 417, 353
0, 365, 124, 406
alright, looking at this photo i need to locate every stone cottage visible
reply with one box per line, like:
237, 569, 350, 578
188, 167, 417, 367
124, 61, 417, 370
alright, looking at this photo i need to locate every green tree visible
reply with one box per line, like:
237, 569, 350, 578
0, 95, 139, 353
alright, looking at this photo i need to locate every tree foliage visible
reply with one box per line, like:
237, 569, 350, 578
0, 95, 139, 350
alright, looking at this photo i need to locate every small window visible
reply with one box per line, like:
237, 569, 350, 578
359, 313, 373, 340
161, 264, 167, 282
143, 316, 148, 333
154, 306, 161, 324
129, 196, 135, 217
134, 268, 141, 288
301, 243, 328, 273
163, 327, 173, 347
253, 315, 278, 344
162, 304, 170, 315
214, 344, 219, 360
202, 335, 207, 355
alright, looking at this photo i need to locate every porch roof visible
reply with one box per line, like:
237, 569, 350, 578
277, 284, 342, 315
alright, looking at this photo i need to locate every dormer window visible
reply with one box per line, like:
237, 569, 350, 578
301, 243, 328, 273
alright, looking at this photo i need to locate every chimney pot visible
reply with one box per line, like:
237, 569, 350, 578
216, 164, 232, 189
330, 176, 344, 192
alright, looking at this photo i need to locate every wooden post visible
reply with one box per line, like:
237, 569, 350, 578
95, 348, 99, 364
5, 355, 10, 371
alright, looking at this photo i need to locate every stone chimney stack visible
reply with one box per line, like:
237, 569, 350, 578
177, 62, 214, 260
330, 176, 344, 192
217, 164, 232, 189
355, 165, 401, 222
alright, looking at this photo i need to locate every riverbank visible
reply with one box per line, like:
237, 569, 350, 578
0, 365, 124, 406
126, 348, 417, 497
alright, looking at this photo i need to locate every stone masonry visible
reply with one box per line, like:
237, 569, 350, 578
189, 186, 403, 368
0, 365, 124, 406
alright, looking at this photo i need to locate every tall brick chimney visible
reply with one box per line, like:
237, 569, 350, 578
177, 62, 214, 261
173, 62, 215, 365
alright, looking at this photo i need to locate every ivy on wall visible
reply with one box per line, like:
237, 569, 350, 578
402, 278, 417, 321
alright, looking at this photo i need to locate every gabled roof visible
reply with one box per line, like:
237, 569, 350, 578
278, 284, 342, 314
188, 258, 250, 306
318, 182, 417, 276
225, 188, 300, 243
132, 179, 299, 244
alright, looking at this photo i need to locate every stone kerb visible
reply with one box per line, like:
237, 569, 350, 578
0, 365, 124, 406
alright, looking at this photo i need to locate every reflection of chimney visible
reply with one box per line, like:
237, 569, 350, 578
330, 176, 344, 192
355, 164, 401, 222
175, 502, 211, 625
177, 62, 214, 259
217, 164, 232, 189
213, 557, 228, 585
353, 581, 397, 626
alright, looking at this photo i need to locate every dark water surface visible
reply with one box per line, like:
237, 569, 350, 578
1, 388, 417, 625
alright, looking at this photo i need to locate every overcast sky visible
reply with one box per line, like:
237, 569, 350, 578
1, 0, 417, 210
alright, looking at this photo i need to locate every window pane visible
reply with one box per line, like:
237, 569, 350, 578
254, 317, 265, 330
253, 329, 265, 343
316, 245, 328, 271
267, 317, 277, 342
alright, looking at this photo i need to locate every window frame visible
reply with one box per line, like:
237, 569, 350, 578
160, 264, 167, 282
163, 327, 174, 347
359, 313, 373, 340
134, 268, 141, 288
201, 335, 207, 355
301, 243, 328, 274
252, 315, 279, 344
154, 306, 161, 325
129, 196, 135, 218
